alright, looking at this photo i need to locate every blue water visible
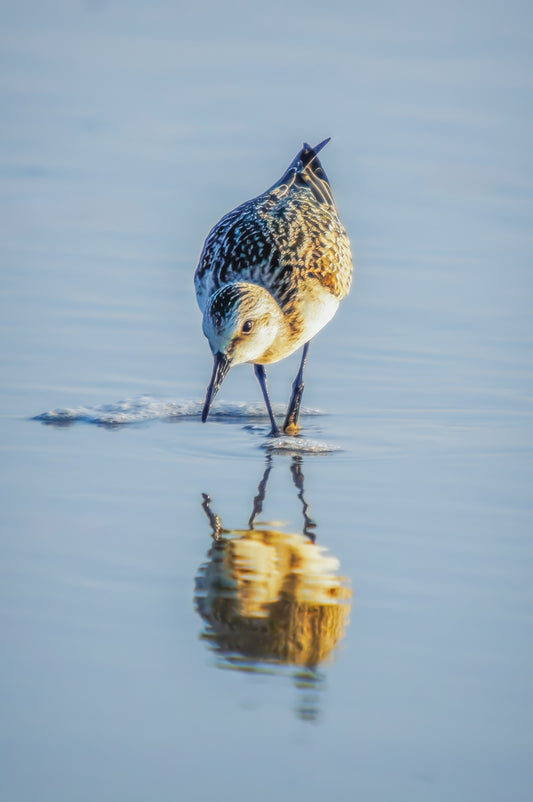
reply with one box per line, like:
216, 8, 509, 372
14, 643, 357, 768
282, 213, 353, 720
1, 2, 532, 800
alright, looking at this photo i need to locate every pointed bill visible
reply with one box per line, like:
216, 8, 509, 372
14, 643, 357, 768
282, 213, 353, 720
201, 352, 231, 422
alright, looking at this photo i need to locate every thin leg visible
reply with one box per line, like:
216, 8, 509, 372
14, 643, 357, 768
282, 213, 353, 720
283, 341, 310, 434
290, 455, 317, 540
254, 364, 281, 436
201, 493, 224, 540
248, 455, 273, 529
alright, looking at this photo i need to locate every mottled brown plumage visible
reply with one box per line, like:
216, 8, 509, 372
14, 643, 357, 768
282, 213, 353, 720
194, 139, 353, 435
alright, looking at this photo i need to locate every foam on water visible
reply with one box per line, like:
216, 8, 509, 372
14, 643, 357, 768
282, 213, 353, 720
263, 436, 341, 455
32, 395, 339, 452
32, 395, 323, 427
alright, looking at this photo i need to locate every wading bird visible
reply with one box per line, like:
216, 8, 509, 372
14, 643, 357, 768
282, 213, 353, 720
194, 138, 353, 436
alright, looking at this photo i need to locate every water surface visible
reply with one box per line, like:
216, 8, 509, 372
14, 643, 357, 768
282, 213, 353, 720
1, 2, 532, 801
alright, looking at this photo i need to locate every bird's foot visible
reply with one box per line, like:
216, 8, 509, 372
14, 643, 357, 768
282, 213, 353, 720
283, 421, 301, 436
283, 379, 304, 435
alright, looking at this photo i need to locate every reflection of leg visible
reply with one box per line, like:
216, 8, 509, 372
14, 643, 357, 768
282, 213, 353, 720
284, 342, 310, 434
201, 493, 224, 540
254, 364, 281, 436
294, 668, 324, 722
290, 456, 317, 540
248, 455, 273, 529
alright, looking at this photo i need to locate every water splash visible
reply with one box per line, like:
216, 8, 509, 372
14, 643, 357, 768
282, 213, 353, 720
32, 395, 323, 428
32, 396, 339, 452
263, 436, 341, 455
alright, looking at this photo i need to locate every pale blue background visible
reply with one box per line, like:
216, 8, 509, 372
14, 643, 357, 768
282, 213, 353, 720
1, 2, 532, 800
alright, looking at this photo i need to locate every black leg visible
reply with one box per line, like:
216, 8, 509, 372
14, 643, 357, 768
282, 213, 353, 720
284, 341, 310, 433
254, 363, 281, 436
201, 493, 224, 540
290, 455, 317, 540
248, 455, 273, 528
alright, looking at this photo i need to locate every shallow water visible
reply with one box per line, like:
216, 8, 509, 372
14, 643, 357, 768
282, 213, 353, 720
1, 2, 533, 800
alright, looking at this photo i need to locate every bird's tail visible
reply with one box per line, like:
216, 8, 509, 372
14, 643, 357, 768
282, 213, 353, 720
271, 138, 334, 206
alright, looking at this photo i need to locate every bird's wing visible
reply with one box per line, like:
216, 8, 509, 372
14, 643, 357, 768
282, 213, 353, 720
268, 138, 335, 208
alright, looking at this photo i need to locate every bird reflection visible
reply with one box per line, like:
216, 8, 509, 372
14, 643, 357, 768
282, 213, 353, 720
194, 455, 351, 720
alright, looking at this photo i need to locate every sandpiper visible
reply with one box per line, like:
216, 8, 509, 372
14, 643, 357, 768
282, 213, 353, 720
194, 138, 353, 436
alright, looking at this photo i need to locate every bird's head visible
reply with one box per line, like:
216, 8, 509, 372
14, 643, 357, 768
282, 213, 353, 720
201, 283, 283, 422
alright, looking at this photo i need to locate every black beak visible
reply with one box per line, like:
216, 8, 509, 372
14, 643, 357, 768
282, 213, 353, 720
202, 352, 231, 422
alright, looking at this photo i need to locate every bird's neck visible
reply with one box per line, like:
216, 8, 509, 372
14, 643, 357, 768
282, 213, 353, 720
256, 313, 303, 364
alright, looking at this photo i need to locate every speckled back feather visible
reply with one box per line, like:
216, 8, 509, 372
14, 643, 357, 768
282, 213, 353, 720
194, 140, 353, 318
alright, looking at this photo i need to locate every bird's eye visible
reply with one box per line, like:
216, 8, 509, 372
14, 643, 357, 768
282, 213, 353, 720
242, 320, 254, 334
